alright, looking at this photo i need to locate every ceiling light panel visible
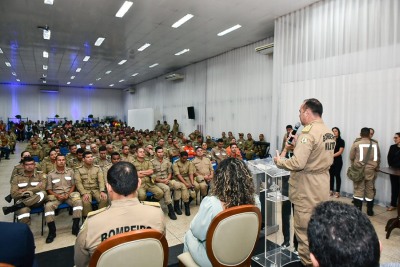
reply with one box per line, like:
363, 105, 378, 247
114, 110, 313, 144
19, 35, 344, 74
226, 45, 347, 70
76, 68, 81, 72
131, 73, 139, 77
138, 43, 151, 51
67, 82, 71, 84
118, 60, 127, 65
16, 79, 20, 82
172, 14, 194, 28
5, 62, 11, 67
96, 78, 101, 81
217, 24, 242, 36
43, 51, 48, 58
115, 1, 133, 18
0, 48, 3, 53
43, 65, 48, 70
109, 84, 114, 87
149, 63, 158, 68
175, 49, 190, 56
94, 37, 105, 46
43, 29, 51, 40
105, 70, 111, 74
83, 56, 90, 62
44, 0, 54, 5
71, 76, 75, 79
119, 79, 125, 82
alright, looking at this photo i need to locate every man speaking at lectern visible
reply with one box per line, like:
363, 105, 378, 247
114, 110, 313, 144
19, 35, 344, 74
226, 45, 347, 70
274, 98, 335, 266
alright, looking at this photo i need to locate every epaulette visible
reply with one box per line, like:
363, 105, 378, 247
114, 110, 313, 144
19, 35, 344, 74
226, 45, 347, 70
141, 201, 161, 208
87, 207, 107, 218
302, 124, 313, 133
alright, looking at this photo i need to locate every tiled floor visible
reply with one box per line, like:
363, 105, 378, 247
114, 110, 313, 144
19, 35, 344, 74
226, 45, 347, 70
1, 143, 399, 263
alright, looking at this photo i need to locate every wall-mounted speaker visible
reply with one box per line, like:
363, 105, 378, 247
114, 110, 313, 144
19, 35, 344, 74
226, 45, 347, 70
187, 106, 195, 119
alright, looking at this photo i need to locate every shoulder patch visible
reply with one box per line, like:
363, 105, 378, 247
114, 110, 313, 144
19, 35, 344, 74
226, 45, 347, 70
302, 124, 312, 133
300, 137, 308, 144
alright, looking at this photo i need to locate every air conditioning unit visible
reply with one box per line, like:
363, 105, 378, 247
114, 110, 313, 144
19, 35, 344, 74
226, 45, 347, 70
165, 73, 184, 81
255, 43, 274, 55
40, 87, 59, 93
124, 87, 136, 94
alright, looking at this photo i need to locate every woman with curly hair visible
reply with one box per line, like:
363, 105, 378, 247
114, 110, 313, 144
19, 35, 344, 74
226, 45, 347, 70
183, 158, 260, 267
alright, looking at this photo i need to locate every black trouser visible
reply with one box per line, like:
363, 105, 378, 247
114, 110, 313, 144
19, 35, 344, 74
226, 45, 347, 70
389, 174, 399, 207
329, 159, 343, 192
281, 175, 297, 248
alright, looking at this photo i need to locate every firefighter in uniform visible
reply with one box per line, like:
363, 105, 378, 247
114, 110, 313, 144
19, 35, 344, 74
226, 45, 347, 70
44, 154, 83, 243
192, 146, 213, 198
74, 162, 165, 267
274, 98, 335, 266
3, 157, 47, 224
350, 127, 380, 216
172, 151, 196, 216
75, 151, 108, 218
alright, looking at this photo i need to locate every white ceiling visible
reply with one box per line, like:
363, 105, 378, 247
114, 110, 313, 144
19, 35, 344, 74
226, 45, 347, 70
0, 0, 319, 89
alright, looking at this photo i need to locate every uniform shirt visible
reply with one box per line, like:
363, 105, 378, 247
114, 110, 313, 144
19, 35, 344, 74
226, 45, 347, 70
211, 147, 227, 164
275, 119, 335, 212
11, 171, 47, 200
120, 154, 135, 164
41, 159, 56, 174
46, 168, 75, 195
168, 145, 180, 158
192, 156, 213, 176
151, 158, 172, 180
133, 160, 154, 184
74, 198, 165, 267
237, 138, 246, 150
75, 165, 105, 194
350, 138, 380, 170
173, 160, 194, 180
244, 139, 255, 151
68, 158, 83, 170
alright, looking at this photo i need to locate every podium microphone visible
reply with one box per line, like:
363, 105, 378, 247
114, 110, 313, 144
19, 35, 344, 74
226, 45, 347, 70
287, 122, 301, 145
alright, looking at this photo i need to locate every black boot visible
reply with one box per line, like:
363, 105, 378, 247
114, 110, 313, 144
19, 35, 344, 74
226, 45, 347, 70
367, 200, 374, 216
167, 204, 177, 220
72, 218, 80, 236
4, 194, 12, 203
184, 202, 190, 216
46, 221, 57, 243
2, 202, 25, 215
353, 198, 363, 211
188, 196, 193, 205
174, 200, 182, 215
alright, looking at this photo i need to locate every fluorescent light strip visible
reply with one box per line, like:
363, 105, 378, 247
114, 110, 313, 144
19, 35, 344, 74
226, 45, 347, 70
115, 1, 133, 18
43, 30, 51, 40
96, 78, 101, 81
76, 68, 81, 72
172, 14, 194, 28
71, 76, 75, 79
89, 83, 93, 86
175, 48, 190, 56
131, 73, 139, 77
105, 70, 111, 74
217, 24, 242, 36
43, 65, 48, 70
44, 0, 54, 5
11, 72, 16, 76
67, 82, 71, 85
0, 48, 3, 53
149, 63, 158, 68
16, 79, 20, 82
109, 84, 114, 87
119, 79, 125, 82
43, 80, 46, 84
138, 43, 151, 51
118, 60, 127, 65
83, 56, 90, 62
5, 62, 11, 67
43, 51, 49, 58
94, 37, 105, 46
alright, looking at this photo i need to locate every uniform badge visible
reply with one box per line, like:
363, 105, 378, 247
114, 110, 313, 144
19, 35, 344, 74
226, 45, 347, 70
301, 137, 307, 143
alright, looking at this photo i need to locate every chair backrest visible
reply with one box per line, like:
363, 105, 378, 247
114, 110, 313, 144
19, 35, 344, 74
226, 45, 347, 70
89, 229, 168, 267
206, 205, 261, 267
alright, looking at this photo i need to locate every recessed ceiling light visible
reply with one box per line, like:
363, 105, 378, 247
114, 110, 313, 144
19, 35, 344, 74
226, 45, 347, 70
89, 83, 93, 86
96, 78, 101, 81
71, 76, 75, 79
44, 0, 54, 5
43, 65, 48, 70
105, 70, 112, 74
175, 48, 190, 56
138, 43, 151, 51
43, 51, 49, 58
94, 37, 105, 46
5, 62, 11, 67
43, 74, 47, 78
131, 73, 139, 77
83, 56, 90, 62
109, 84, 114, 87
67, 82, 71, 85
119, 79, 125, 83
0, 48, 4, 53
217, 24, 242, 36
115, 1, 133, 18
149, 63, 159, 68
43, 80, 47, 84
11, 72, 16, 76
118, 60, 127, 65
76, 68, 81, 72
16, 79, 20, 82
172, 14, 194, 28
